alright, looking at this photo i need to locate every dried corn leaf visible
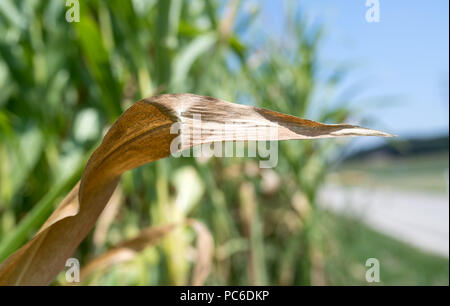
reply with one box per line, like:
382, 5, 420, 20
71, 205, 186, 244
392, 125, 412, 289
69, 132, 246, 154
79, 219, 213, 285
80, 223, 177, 282
0, 93, 392, 285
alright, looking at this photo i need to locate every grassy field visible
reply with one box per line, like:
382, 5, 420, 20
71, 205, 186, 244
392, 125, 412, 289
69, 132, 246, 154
320, 211, 449, 286
328, 152, 449, 194
323, 151, 449, 285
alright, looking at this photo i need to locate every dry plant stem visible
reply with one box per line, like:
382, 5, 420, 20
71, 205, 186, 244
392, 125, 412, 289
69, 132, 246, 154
0, 94, 392, 285
93, 186, 123, 248
188, 219, 214, 286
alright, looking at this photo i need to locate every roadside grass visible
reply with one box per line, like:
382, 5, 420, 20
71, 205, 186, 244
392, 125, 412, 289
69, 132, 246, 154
320, 211, 449, 286
329, 152, 449, 194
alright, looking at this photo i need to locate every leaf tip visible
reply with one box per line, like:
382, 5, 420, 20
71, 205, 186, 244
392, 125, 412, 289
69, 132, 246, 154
330, 126, 396, 138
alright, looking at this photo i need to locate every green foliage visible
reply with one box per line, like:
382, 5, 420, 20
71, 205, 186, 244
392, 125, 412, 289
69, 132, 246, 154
319, 211, 449, 286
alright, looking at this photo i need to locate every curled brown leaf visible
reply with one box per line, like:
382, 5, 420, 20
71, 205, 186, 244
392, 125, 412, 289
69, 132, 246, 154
0, 93, 392, 285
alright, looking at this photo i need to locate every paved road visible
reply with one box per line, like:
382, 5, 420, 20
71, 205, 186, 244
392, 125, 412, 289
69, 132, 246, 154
318, 185, 449, 257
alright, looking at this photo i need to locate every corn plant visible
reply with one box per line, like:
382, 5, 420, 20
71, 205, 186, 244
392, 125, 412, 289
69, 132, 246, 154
0, 0, 391, 285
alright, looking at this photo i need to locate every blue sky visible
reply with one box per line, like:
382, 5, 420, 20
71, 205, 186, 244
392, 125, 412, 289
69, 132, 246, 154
254, 0, 449, 146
